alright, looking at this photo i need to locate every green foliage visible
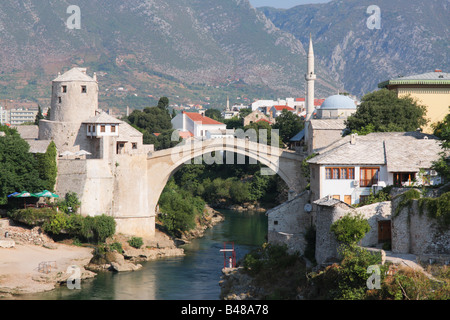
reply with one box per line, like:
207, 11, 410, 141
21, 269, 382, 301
205, 108, 223, 121
7, 208, 116, 243
126, 97, 174, 150
109, 242, 123, 254
393, 189, 422, 216
224, 116, 244, 130
158, 178, 205, 235
128, 237, 144, 249
57, 192, 81, 214
345, 89, 428, 134
303, 225, 316, 263
0, 125, 45, 205
272, 109, 304, 144
417, 192, 450, 230
34, 105, 44, 125
35, 141, 57, 192
431, 108, 450, 181
308, 245, 384, 300
330, 214, 371, 246
243, 243, 300, 280
301, 153, 317, 186
243, 120, 281, 146
357, 186, 393, 207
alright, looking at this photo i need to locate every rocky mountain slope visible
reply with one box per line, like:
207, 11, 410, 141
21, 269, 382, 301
260, 0, 450, 97
0, 0, 341, 110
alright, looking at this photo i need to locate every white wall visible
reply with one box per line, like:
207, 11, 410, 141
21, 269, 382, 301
319, 165, 389, 205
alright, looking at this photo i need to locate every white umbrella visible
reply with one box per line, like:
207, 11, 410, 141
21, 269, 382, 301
75, 150, 92, 156
60, 151, 75, 159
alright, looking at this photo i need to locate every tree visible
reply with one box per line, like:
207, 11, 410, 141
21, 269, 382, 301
0, 125, 45, 204
239, 108, 253, 118
345, 89, 428, 134
330, 214, 371, 246
34, 105, 44, 125
35, 141, 57, 191
157, 96, 169, 110
272, 109, 304, 145
205, 108, 223, 121
431, 107, 450, 181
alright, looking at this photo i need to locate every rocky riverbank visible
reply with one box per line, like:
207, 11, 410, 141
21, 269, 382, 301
0, 204, 226, 297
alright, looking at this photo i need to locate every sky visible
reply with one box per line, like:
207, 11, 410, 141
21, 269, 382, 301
249, 0, 331, 9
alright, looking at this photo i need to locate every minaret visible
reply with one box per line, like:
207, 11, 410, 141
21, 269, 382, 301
305, 34, 316, 121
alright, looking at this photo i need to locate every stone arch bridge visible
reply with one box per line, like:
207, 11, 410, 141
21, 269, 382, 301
59, 138, 306, 238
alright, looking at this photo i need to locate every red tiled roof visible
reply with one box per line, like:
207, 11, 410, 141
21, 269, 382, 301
273, 105, 295, 111
256, 119, 271, 123
295, 98, 306, 102
178, 131, 194, 139
184, 112, 224, 125
153, 133, 161, 137
315, 99, 325, 106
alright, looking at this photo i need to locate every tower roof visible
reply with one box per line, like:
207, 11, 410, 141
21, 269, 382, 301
320, 95, 357, 110
53, 67, 97, 83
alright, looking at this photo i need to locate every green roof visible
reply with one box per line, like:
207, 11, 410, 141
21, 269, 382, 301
378, 71, 450, 88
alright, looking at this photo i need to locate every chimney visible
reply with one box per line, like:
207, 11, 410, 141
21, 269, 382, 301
351, 133, 357, 145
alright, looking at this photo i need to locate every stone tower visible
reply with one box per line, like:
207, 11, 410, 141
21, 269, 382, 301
39, 67, 99, 152
305, 35, 316, 121
50, 68, 98, 122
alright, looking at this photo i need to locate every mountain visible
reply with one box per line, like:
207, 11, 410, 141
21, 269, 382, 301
0, 0, 341, 111
260, 0, 450, 97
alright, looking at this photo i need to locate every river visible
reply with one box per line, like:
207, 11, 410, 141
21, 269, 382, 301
17, 209, 268, 300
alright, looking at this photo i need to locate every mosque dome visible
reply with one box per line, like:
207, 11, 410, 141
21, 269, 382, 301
320, 95, 357, 110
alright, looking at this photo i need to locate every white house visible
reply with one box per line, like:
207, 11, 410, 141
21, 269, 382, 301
171, 111, 227, 139
308, 132, 444, 205
269, 105, 296, 118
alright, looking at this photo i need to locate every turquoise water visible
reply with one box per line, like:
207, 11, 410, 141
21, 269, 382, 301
17, 210, 268, 300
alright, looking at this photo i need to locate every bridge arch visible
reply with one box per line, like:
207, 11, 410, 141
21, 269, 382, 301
115, 138, 306, 239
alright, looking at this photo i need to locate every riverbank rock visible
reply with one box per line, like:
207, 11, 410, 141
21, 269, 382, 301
0, 240, 15, 248
219, 267, 268, 300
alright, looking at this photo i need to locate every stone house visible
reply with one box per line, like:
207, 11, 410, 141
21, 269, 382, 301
243, 110, 272, 126
308, 132, 443, 206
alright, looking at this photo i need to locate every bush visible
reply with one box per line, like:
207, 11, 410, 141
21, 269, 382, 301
128, 237, 143, 249
80, 215, 116, 243
330, 214, 371, 246
8, 208, 115, 243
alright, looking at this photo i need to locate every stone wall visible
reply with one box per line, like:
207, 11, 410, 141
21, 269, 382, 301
314, 198, 354, 265
356, 201, 391, 247
392, 196, 450, 255
266, 191, 312, 254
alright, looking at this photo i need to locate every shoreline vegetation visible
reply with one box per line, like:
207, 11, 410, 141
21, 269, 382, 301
0, 201, 251, 298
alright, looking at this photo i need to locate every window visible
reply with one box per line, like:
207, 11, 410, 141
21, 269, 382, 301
111, 125, 116, 133
101, 125, 106, 133
325, 167, 355, 180
88, 125, 91, 133
62, 86, 67, 93
132, 143, 138, 150
393, 172, 416, 187
360, 167, 379, 187
360, 195, 369, 204
81, 86, 87, 93
58, 97, 62, 103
